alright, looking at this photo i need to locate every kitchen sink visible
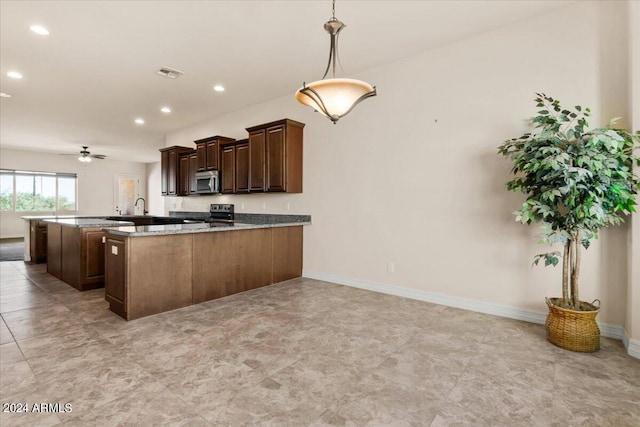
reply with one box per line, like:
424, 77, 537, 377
104, 216, 194, 226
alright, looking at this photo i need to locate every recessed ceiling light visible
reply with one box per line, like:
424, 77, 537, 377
161, 107, 171, 113
0, 93, 11, 98
134, 118, 145, 125
30, 25, 49, 36
7, 71, 23, 79
213, 85, 225, 92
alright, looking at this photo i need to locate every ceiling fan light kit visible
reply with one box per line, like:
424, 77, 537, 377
295, 0, 376, 124
65, 146, 106, 162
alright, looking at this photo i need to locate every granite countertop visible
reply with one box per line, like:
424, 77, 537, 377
105, 214, 311, 237
43, 218, 135, 227
22, 215, 106, 220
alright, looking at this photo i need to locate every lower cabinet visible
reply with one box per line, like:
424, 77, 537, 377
103, 226, 303, 320
192, 226, 302, 303
47, 224, 106, 291
46, 223, 62, 279
105, 237, 126, 318
29, 220, 48, 263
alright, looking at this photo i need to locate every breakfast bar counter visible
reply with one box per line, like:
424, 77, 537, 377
102, 214, 311, 320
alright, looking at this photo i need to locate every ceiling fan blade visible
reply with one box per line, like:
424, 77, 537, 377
90, 154, 106, 159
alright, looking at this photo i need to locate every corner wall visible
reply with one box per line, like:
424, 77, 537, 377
0, 148, 148, 238
626, 0, 640, 356
160, 2, 631, 335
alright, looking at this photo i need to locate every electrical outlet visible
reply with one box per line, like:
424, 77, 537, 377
262, 202, 266, 210
286, 202, 290, 211
387, 262, 395, 273
111, 245, 118, 255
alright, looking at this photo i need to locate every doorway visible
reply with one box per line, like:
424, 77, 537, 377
114, 174, 140, 215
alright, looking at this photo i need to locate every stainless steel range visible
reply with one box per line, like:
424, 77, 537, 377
208, 204, 234, 224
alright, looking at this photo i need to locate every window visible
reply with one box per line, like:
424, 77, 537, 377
0, 170, 77, 212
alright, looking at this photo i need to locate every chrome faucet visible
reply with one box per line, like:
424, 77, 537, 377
134, 197, 148, 215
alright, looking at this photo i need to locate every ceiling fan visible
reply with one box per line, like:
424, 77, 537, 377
62, 146, 107, 162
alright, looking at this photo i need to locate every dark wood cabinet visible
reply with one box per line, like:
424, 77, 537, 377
179, 152, 190, 196
160, 121, 302, 197
105, 237, 126, 318
160, 146, 192, 196
178, 150, 196, 196
266, 125, 286, 192
235, 140, 249, 193
220, 139, 249, 194
29, 220, 48, 263
189, 152, 198, 194
48, 224, 105, 291
221, 144, 236, 194
47, 223, 62, 278
246, 119, 304, 193
248, 130, 266, 191
194, 136, 234, 172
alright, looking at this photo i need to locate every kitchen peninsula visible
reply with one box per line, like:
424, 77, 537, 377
44, 218, 134, 291
103, 214, 310, 320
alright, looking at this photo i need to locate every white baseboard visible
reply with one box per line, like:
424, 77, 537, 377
302, 270, 635, 358
622, 329, 640, 359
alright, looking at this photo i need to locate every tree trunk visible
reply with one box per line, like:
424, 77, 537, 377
562, 242, 570, 305
571, 231, 581, 308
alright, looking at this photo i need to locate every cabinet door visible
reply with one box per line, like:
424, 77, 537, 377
236, 143, 249, 193
167, 150, 178, 195
189, 153, 198, 194
84, 231, 105, 280
249, 130, 266, 191
178, 154, 190, 196
105, 238, 126, 318
206, 140, 219, 170
161, 150, 169, 195
46, 224, 62, 279
266, 125, 286, 192
196, 144, 206, 172
36, 225, 47, 262
221, 145, 236, 194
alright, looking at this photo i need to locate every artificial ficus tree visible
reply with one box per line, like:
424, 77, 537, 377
498, 93, 640, 310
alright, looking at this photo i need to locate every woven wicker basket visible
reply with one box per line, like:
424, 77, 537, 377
545, 297, 600, 353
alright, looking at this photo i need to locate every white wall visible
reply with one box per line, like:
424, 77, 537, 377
0, 148, 148, 238
157, 1, 632, 327
145, 162, 163, 216
627, 0, 640, 345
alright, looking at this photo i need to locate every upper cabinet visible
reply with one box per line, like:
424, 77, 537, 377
178, 150, 197, 196
194, 136, 235, 172
160, 120, 304, 196
219, 138, 249, 194
160, 146, 193, 196
235, 139, 250, 193
246, 119, 305, 193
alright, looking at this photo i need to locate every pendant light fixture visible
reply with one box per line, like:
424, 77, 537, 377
295, 0, 376, 124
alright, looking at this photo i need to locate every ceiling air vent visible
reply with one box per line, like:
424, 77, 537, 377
156, 67, 184, 79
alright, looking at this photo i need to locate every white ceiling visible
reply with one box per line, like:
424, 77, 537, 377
0, 0, 573, 163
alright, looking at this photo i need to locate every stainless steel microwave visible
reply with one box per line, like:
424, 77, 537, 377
194, 170, 220, 194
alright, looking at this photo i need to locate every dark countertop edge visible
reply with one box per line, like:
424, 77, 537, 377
103, 221, 311, 237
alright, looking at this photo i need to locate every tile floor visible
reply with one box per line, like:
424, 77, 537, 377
0, 261, 638, 426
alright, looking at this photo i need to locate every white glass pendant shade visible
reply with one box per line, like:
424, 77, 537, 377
295, 0, 376, 124
296, 78, 376, 122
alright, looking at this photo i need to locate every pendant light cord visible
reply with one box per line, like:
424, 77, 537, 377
332, 0, 336, 19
